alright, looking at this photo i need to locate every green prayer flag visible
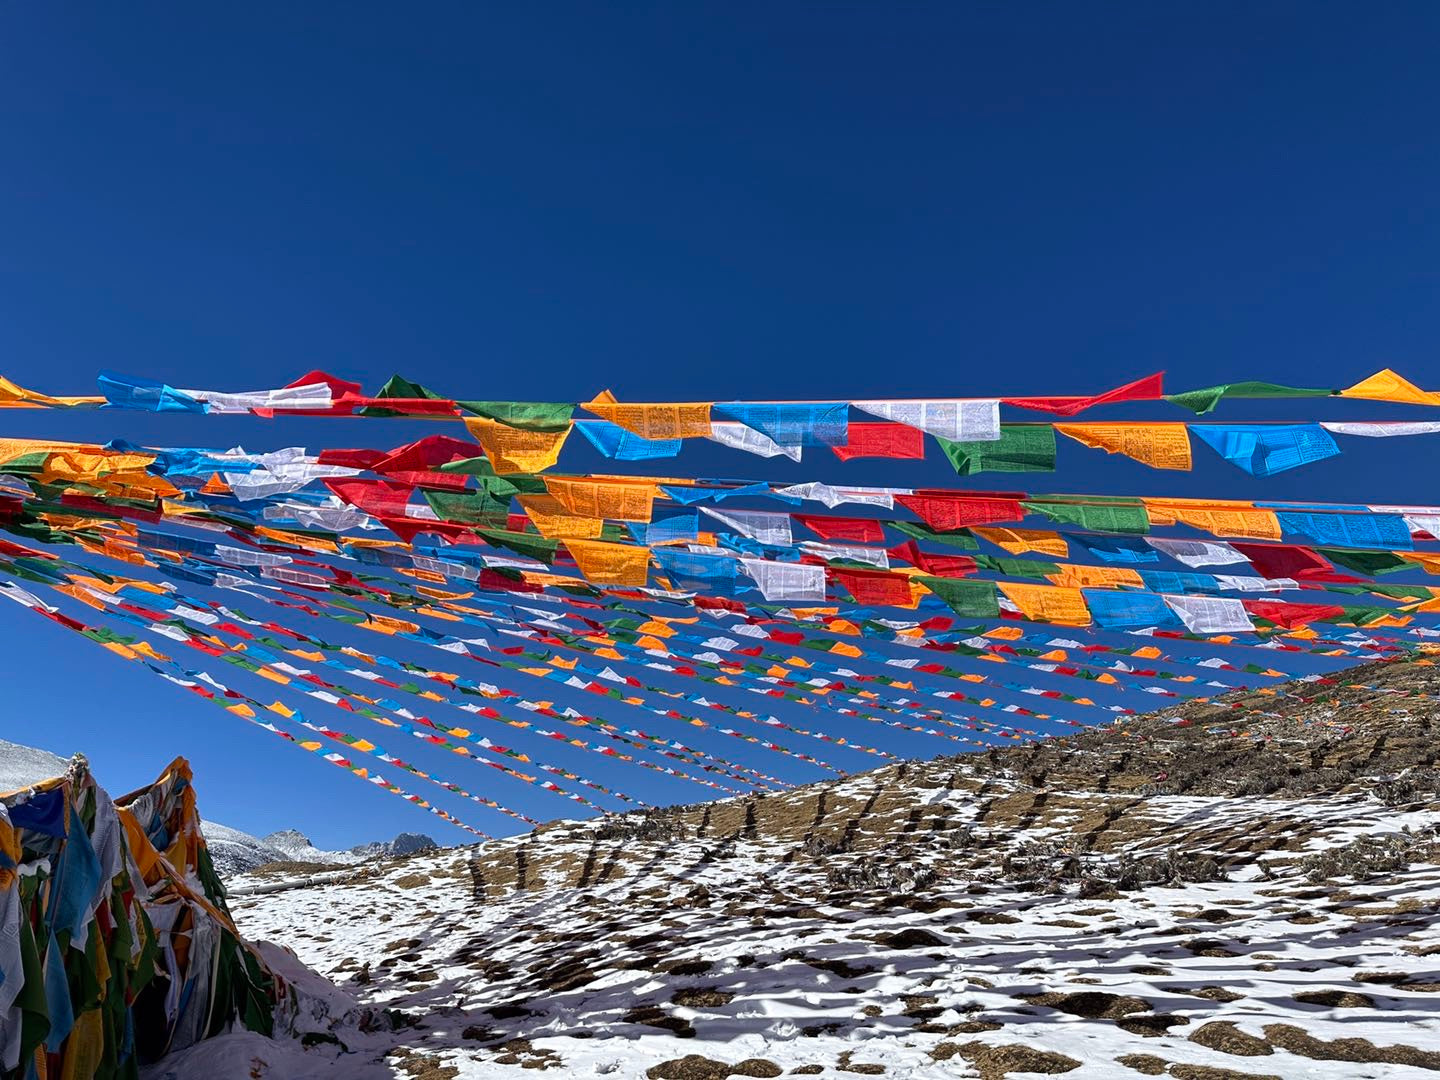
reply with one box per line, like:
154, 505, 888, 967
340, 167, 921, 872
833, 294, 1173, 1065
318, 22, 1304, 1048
1317, 547, 1419, 576
359, 373, 444, 416
423, 489, 512, 525
974, 554, 1061, 579
1024, 499, 1151, 535
937, 424, 1056, 475
458, 400, 575, 431
917, 576, 1001, 618
477, 528, 558, 564
888, 521, 979, 549
1164, 381, 1334, 416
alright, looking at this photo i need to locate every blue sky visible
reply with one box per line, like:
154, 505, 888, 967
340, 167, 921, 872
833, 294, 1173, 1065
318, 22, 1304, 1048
1, 4, 1437, 846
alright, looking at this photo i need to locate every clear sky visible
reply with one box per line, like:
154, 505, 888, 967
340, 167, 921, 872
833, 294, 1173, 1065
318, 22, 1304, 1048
0, 4, 1437, 847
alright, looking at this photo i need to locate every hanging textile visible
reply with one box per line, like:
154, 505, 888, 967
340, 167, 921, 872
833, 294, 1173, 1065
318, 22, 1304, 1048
972, 527, 1069, 558
1054, 423, 1193, 470
575, 420, 683, 460
1145, 537, 1249, 567
998, 582, 1092, 626
544, 478, 658, 521
1190, 423, 1341, 477
710, 402, 849, 447
1163, 594, 1257, 634
458, 401, 575, 431
707, 422, 803, 462
831, 423, 925, 461
464, 418, 573, 473
1024, 499, 1150, 535
850, 399, 1001, 442
700, 507, 794, 546
1338, 368, 1440, 407
739, 558, 827, 601
582, 391, 713, 438
896, 493, 1026, 530
937, 425, 1056, 475
1165, 381, 1333, 415
1003, 372, 1164, 416
563, 539, 651, 586
917, 576, 1001, 618
1082, 590, 1182, 629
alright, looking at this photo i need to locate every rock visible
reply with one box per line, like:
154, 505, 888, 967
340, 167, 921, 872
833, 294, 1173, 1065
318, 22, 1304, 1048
1116, 1014, 1190, 1037
875, 927, 946, 949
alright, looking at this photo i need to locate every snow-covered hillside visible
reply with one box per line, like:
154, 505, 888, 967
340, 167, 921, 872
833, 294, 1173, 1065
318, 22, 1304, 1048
0, 736, 69, 792
205, 657, 1440, 1079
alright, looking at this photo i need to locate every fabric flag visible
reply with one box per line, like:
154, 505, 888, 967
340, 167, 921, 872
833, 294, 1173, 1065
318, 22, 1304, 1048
937, 425, 1056, 475
477, 528, 560, 564
795, 514, 886, 543
1072, 535, 1159, 564
917, 576, 1001, 618
544, 479, 657, 522
1082, 590, 1181, 629
652, 548, 739, 588
1143, 501, 1282, 540
1321, 421, 1440, 438
739, 558, 827, 601
1054, 423, 1193, 470
575, 420, 682, 460
833, 568, 917, 608
583, 391, 713, 439
1048, 564, 1144, 589
0, 375, 101, 408
700, 507, 794, 546
459, 401, 575, 431
850, 399, 1001, 442
831, 423, 925, 461
1024, 499, 1150, 535
1190, 423, 1341, 477
1317, 548, 1419, 576
707, 422, 803, 462
1244, 599, 1346, 629
175, 381, 335, 415
800, 540, 890, 569
972, 527, 1068, 558
97, 371, 205, 413
1002, 372, 1164, 416
422, 489, 511, 527
897, 493, 1026, 531
516, 495, 608, 539
1165, 381, 1333, 416
1338, 368, 1440, 407
324, 478, 415, 519
630, 510, 699, 545
563, 539, 651, 586
465, 418, 573, 473
1163, 594, 1256, 634
1145, 537, 1249, 567
1275, 511, 1412, 550
1230, 542, 1333, 580
710, 402, 849, 447
997, 582, 1091, 626
888, 520, 979, 549
775, 482, 898, 509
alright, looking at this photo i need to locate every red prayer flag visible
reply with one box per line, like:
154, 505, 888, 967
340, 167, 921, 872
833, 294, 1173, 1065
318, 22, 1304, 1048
831, 423, 925, 461
1002, 372, 1164, 416
796, 514, 887, 543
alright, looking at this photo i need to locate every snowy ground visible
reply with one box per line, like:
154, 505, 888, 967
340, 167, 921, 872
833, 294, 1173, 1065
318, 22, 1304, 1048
196, 750, 1440, 1080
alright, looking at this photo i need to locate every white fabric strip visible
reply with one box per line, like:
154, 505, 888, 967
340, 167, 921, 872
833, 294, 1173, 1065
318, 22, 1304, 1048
739, 558, 827, 601
1320, 421, 1440, 437
775, 482, 901, 509
852, 399, 1001, 442
799, 541, 891, 569
1145, 538, 1250, 567
707, 421, 803, 462
175, 381, 334, 414
1163, 594, 1256, 634
701, 507, 794, 545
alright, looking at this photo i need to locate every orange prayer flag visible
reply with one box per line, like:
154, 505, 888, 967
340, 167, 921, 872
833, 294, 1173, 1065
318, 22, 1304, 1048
464, 417, 572, 473
583, 389, 713, 439
1339, 368, 1440, 406
1055, 422, 1193, 470
998, 582, 1092, 626
563, 538, 651, 586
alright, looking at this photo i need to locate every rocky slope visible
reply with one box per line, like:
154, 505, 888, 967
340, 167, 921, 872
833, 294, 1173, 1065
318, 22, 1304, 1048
181, 657, 1440, 1076
0, 736, 69, 792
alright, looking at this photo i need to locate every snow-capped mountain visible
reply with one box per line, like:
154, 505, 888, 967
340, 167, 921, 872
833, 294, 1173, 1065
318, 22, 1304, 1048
0, 736, 70, 793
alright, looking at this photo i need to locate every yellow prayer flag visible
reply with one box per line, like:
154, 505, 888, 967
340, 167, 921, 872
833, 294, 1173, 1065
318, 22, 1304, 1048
464, 417, 572, 473
1055, 423, 1193, 470
516, 494, 607, 539
1339, 368, 1440, 406
998, 582, 1092, 626
563, 539, 651, 586
544, 477, 658, 522
583, 389, 713, 438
